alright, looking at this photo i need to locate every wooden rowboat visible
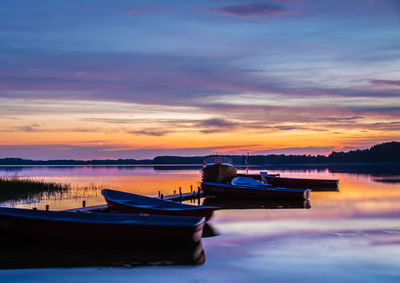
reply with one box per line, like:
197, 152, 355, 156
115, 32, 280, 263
102, 189, 216, 220
260, 172, 339, 189
0, 207, 204, 245
201, 180, 310, 200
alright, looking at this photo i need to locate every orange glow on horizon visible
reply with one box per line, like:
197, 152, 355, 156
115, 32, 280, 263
0, 98, 399, 158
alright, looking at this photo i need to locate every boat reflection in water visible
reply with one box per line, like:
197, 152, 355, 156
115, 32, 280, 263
202, 222, 219, 238
0, 241, 205, 269
203, 197, 311, 210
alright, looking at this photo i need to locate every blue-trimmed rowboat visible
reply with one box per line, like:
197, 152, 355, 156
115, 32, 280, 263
259, 172, 338, 189
201, 177, 310, 200
237, 172, 338, 189
102, 189, 216, 220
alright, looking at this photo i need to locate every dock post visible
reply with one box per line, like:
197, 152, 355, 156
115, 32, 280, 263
158, 191, 161, 197
82, 200, 86, 207
174, 190, 176, 195
190, 185, 193, 192
179, 187, 182, 202
197, 186, 201, 205
161, 194, 164, 199
45, 205, 49, 211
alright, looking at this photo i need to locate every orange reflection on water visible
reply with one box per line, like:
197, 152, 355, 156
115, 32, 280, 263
1, 167, 203, 211
1, 165, 399, 281
2, 166, 400, 219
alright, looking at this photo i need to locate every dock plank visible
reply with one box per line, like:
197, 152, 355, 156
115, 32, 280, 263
63, 190, 205, 212
63, 204, 107, 212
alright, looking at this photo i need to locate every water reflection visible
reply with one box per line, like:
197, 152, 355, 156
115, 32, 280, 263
203, 197, 311, 210
238, 164, 400, 177
202, 223, 219, 238
0, 185, 100, 209
0, 242, 205, 269
373, 177, 400, 184
153, 165, 202, 171
1, 165, 400, 214
2, 163, 399, 176
0, 165, 399, 282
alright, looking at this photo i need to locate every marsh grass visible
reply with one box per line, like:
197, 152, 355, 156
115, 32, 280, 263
0, 177, 102, 202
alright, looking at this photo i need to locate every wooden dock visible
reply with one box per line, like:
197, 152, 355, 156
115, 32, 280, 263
64, 188, 205, 213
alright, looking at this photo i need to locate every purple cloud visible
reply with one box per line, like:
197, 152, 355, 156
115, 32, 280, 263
319, 116, 364, 122
199, 3, 298, 18
124, 8, 162, 15
128, 129, 171, 137
196, 118, 239, 134
198, 118, 238, 128
0, 143, 260, 160
251, 146, 337, 156
370, 79, 400, 86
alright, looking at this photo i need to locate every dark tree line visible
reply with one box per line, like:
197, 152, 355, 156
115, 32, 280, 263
154, 142, 400, 164
327, 141, 400, 163
1, 141, 399, 165
0, 158, 152, 165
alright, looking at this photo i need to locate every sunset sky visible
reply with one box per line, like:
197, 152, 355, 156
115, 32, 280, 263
1, 0, 399, 160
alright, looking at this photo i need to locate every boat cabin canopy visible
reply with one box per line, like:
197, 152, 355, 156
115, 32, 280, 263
203, 156, 233, 165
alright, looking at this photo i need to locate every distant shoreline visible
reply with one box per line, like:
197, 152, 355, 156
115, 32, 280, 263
0, 141, 399, 165
0, 162, 399, 167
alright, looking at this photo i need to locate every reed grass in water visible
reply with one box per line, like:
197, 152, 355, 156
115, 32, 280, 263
0, 177, 71, 202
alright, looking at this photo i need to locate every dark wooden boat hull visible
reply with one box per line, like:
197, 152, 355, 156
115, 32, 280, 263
106, 199, 215, 220
263, 175, 338, 189
0, 207, 204, 245
201, 163, 237, 183
102, 189, 215, 220
238, 173, 338, 190
201, 182, 310, 200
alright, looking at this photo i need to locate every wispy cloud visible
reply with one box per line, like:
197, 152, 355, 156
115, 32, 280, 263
370, 79, 400, 86
124, 8, 162, 15
16, 123, 41, 132
251, 146, 337, 156
326, 121, 400, 131
0, 0, 399, 159
128, 129, 171, 137
198, 3, 298, 18
196, 119, 238, 134
319, 116, 364, 122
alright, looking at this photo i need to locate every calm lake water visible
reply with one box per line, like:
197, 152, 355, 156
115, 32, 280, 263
1, 165, 400, 283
